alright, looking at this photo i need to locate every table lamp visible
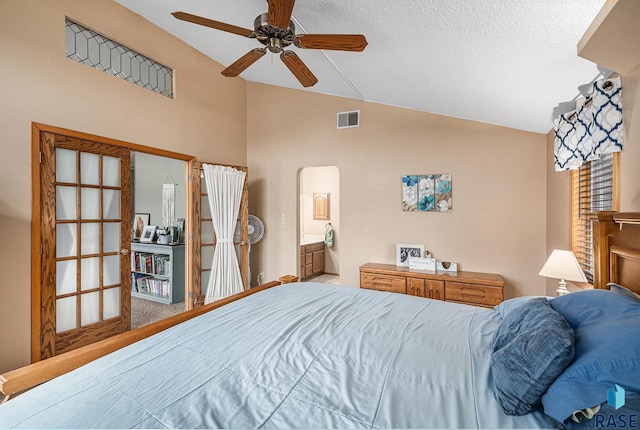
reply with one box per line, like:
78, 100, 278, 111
539, 249, 587, 296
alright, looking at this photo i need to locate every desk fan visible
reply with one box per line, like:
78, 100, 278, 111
235, 215, 264, 286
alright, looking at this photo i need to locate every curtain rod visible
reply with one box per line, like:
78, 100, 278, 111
551, 66, 615, 120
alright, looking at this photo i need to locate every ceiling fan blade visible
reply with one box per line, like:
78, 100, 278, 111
280, 51, 318, 87
294, 34, 368, 52
222, 48, 267, 77
268, 0, 295, 29
171, 11, 255, 38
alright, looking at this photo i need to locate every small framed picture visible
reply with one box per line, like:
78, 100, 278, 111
396, 243, 424, 267
176, 218, 185, 232
140, 225, 157, 243
409, 257, 436, 271
133, 213, 150, 240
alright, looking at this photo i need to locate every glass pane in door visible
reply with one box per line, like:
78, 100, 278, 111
56, 148, 76, 183
102, 156, 120, 187
55, 147, 124, 334
103, 189, 120, 219
81, 257, 100, 291
80, 188, 100, 219
80, 292, 100, 326
80, 152, 100, 185
201, 246, 213, 271
56, 296, 77, 333
56, 186, 77, 220
56, 223, 77, 258
103, 222, 120, 253
56, 260, 77, 296
103, 255, 120, 286
201, 222, 214, 243
81, 223, 100, 255
103, 287, 120, 319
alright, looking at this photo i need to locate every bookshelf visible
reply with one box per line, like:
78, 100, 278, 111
131, 242, 185, 304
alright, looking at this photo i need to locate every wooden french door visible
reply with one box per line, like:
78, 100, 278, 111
188, 160, 249, 309
34, 127, 131, 360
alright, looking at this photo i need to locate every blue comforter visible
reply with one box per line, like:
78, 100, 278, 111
0, 282, 555, 428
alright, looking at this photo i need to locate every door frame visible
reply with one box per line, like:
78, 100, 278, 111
30, 123, 195, 362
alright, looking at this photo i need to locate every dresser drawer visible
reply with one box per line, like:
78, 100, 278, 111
305, 242, 325, 253
360, 273, 406, 294
445, 281, 503, 307
446, 300, 496, 309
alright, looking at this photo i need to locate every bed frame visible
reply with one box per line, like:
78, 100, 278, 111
2, 211, 640, 402
0, 280, 281, 403
592, 211, 640, 294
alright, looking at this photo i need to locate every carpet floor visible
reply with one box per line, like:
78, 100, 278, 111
131, 297, 185, 329
130, 275, 340, 329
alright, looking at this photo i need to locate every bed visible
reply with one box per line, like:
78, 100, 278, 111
0, 211, 639, 429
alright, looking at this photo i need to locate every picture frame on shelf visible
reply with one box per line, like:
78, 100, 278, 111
133, 213, 150, 240
140, 225, 157, 243
409, 256, 436, 271
396, 243, 424, 267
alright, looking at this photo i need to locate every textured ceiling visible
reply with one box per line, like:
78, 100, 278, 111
115, 0, 607, 134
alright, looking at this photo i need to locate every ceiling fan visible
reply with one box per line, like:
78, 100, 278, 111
172, 0, 368, 87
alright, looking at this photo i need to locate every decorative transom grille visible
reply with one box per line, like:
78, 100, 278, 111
65, 18, 173, 98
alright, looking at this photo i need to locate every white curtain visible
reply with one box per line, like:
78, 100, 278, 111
203, 164, 246, 304
553, 77, 623, 172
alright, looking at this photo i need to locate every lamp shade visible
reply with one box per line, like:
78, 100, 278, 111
539, 250, 587, 283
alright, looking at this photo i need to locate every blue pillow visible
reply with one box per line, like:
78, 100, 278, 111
608, 283, 640, 304
491, 298, 575, 415
542, 290, 640, 424
494, 296, 549, 319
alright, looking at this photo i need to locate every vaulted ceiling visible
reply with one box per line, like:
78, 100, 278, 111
116, 0, 607, 134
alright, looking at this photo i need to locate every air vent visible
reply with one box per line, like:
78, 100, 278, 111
337, 110, 360, 129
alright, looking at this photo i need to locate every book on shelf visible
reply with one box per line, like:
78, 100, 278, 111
153, 255, 171, 276
131, 273, 169, 297
131, 272, 150, 292
131, 251, 170, 276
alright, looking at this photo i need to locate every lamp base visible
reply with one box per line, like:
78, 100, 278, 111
556, 279, 570, 296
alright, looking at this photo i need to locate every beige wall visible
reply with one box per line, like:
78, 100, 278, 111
544, 70, 640, 295
247, 83, 548, 298
543, 130, 571, 295
0, 0, 247, 374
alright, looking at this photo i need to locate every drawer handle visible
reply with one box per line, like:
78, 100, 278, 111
460, 287, 485, 298
375, 278, 395, 286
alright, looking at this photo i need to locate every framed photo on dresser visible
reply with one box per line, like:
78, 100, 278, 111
396, 243, 424, 267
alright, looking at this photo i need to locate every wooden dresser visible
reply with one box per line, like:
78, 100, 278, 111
359, 262, 504, 308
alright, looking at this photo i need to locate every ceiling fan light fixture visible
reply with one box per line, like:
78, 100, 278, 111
268, 37, 284, 53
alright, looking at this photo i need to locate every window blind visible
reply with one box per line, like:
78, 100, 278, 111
570, 153, 617, 283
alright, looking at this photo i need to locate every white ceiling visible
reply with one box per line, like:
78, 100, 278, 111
115, 0, 607, 134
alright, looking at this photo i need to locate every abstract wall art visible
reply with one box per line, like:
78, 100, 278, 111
402, 174, 452, 212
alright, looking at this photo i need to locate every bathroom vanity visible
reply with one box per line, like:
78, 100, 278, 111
300, 236, 325, 280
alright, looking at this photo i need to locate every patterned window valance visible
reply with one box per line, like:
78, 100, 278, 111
553, 77, 623, 172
